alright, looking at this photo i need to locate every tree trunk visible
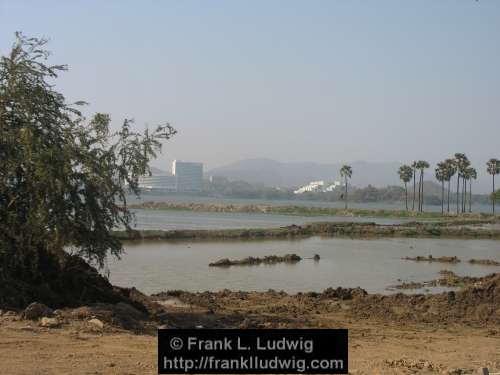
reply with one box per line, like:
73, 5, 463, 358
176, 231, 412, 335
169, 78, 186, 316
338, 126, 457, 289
345, 176, 348, 210
469, 179, 472, 213
447, 180, 450, 213
404, 182, 408, 211
412, 167, 416, 211
418, 171, 422, 212
463, 178, 467, 213
493, 175, 496, 215
456, 174, 460, 215
441, 181, 444, 214
422, 172, 425, 211
463, 177, 466, 213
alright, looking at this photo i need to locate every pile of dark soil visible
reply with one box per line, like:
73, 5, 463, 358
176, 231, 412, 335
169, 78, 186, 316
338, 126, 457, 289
353, 273, 500, 325
0, 249, 151, 315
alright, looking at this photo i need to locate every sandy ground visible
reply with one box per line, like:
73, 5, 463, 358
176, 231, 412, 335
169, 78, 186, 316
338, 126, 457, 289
1, 293, 499, 375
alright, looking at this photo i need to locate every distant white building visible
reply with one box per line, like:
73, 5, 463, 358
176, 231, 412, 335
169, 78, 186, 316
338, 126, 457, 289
294, 180, 342, 194
138, 160, 203, 192
172, 160, 203, 192
137, 174, 176, 191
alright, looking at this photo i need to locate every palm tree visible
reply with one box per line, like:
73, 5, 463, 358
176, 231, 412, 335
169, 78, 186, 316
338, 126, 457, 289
340, 165, 352, 210
444, 158, 456, 213
398, 165, 413, 211
411, 161, 417, 211
416, 160, 430, 212
487, 158, 500, 214
465, 167, 477, 213
454, 153, 470, 214
435, 162, 447, 214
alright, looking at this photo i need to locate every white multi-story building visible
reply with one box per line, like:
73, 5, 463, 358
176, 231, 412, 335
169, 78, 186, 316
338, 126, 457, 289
172, 160, 203, 192
294, 180, 342, 194
137, 174, 176, 191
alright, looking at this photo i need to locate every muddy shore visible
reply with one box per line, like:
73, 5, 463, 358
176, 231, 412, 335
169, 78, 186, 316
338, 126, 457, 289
129, 201, 499, 220
1, 272, 499, 374
113, 220, 500, 241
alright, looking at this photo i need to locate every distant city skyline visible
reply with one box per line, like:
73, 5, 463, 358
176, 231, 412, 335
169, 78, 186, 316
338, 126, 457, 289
1, 1, 499, 176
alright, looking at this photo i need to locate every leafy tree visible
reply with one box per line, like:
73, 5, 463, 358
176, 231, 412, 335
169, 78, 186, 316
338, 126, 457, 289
486, 158, 500, 214
435, 162, 447, 214
339, 165, 352, 209
397, 165, 413, 211
0, 34, 176, 296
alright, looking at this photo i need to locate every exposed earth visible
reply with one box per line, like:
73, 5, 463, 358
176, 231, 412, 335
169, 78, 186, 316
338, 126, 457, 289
1, 274, 499, 375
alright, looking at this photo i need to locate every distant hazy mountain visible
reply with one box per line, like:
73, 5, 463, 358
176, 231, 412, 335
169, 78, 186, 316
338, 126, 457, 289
207, 158, 404, 188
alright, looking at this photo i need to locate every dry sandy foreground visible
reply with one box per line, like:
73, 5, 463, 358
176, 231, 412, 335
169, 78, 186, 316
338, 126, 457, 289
1, 295, 499, 375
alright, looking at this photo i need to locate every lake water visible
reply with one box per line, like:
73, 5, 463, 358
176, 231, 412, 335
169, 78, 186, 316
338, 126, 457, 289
131, 209, 411, 230
107, 237, 500, 295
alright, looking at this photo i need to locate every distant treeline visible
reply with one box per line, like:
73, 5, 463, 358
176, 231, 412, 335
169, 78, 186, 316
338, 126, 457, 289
195, 179, 491, 205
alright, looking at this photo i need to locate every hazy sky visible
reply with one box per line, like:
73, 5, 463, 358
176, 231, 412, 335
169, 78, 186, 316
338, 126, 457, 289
1, 0, 499, 172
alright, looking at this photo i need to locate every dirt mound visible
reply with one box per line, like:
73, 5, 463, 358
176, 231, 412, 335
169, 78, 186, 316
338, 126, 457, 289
352, 273, 500, 325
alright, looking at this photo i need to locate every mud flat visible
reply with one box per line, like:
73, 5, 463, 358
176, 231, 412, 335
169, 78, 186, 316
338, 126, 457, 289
469, 258, 500, 266
1, 273, 500, 374
114, 220, 500, 241
402, 255, 461, 263
389, 270, 498, 290
129, 201, 499, 221
209, 253, 301, 267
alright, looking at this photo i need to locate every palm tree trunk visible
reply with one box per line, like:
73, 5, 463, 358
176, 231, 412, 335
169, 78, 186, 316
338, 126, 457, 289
418, 171, 422, 212
462, 178, 466, 213
345, 176, 348, 210
493, 175, 496, 215
469, 179, 472, 213
412, 167, 416, 211
463, 178, 467, 213
447, 180, 450, 213
404, 182, 408, 211
441, 181, 444, 214
421, 171, 424, 212
456, 174, 460, 214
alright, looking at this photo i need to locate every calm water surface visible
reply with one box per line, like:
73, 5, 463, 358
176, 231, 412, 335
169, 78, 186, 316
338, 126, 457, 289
131, 209, 411, 230
107, 237, 500, 295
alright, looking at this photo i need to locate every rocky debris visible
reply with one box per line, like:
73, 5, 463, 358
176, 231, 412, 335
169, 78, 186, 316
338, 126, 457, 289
390, 270, 500, 290
319, 287, 367, 300
22, 302, 53, 320
88, 318, 104, 330
384, 358, 443, 372
469, 258, 500, 266
209, 254, 301, 267
443, 368, 474, 374
40, 317, 60, 328
389, 281, 425, 290
403, 255, 461, 263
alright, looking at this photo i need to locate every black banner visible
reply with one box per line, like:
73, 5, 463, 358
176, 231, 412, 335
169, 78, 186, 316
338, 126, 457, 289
158, 329, 348, 374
